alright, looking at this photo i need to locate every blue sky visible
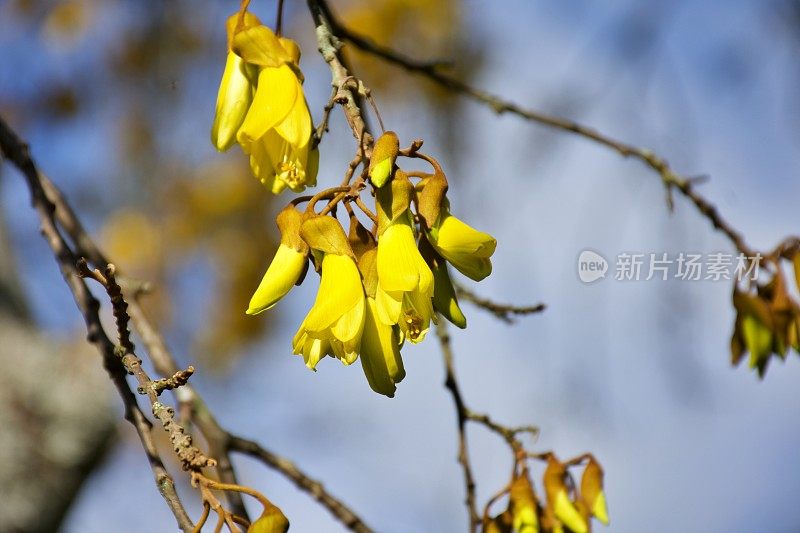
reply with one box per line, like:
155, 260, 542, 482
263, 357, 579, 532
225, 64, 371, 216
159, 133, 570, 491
3, 0, 800, 531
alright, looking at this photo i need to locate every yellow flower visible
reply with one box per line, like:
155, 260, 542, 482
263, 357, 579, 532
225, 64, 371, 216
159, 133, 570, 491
292, 334, 331, 371
428, 201, 496, 282
420, 235, 466, 328
509, 472, 540, 533
247, 205, 308, 314
292, 216, 365, 367
374, 173, 434, 343
357, 248, 406, 397
211, 13, 260, 151
368, 131, 399, 188
376, 217, 435, 342
361, 296, 406, 396
544, 456, 588, 533
580, 457, 609, 526
230, 21, 318, 193
552, 490, 587, 533
248, 504, 289, 533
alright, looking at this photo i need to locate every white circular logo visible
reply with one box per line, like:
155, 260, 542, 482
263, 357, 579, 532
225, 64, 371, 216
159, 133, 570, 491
577, 250, 608, 283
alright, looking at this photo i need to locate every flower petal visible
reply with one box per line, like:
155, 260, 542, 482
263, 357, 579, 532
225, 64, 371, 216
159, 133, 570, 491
377, 220, 432, 293
275, 89, 312, 148
231, 24, 291, 67
430, 213, 496, 281
432, 261, 466, 328
399, 289, 434, 343
375, 285, 403, 326
237, 66, 297, 146
359, 298, 405, 397
591, 490, 609, 526
554, 490, 587, 533
332, 297, 365, 344
247, 244, 307, 314
304, 254, 363, 333
303, 337, 329, 370
435, 213, 497, 257
211, 51, 254, 151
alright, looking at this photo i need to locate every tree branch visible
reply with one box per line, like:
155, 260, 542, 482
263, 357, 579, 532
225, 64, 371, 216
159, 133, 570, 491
1, 113, 378, 532
435, 320, 480, 532
326, 8, 768, 257
307, 0, 372, 155
435, 318, 541, 532
0, 115, 194, 532
455, 283, 545, 324
228, 436, 373, 533
1, 115, 375, 531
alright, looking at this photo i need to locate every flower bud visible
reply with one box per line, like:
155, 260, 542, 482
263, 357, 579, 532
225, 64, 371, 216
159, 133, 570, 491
580, 457, 609, 526
742, 314, 773, 373
416, 169, 448, 231
369, 131, 400, 188
247, 505, 289, 533
544, 456, 588, 533
375, 170, 414, 235
211, 50, 256, 151
509, 472, 540, 533
211, 12, 262, 151
428, 201, 496, 282
359, 296, 406, 397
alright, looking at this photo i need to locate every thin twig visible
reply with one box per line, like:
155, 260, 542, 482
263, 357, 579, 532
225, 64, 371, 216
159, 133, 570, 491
123, 265, 374, 532
77, 261, 215, 472
435, 320, 480, 532
228, 436, 374, 533
464, 408, 538, 454
313, 87, 339, 148
455, 283, 545, 324
435, 317, 542, 532
275, 0, 285, 35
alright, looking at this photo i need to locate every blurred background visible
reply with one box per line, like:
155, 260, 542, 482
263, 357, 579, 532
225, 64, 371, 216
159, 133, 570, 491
1, 0, 799, 531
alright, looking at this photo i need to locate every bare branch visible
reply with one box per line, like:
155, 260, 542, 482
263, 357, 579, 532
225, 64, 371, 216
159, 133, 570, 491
307, 0, 372, 155
455, 283, 545, 324
38, 169, 251, 520
149, 366, 196, 396
435, 320, 480, 532
228, 436, 374, 533
0, 115, 194, 532
313, 87, 339, 148
463, 408, 538, 453
2, 114, 374, 531
435, 317, 542, 532
77, 260, 216, 472
325, 6, 770, 257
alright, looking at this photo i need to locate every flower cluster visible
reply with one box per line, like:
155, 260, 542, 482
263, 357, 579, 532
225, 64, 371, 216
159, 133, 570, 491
486, 454, 609, 533
246, 132, 496, 396
730, 254, 800, 377
211, 12, 318, 194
